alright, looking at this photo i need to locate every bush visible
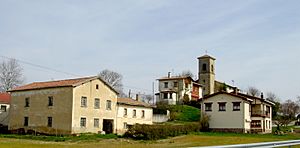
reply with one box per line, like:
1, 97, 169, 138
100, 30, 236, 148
124, 122, 202, 140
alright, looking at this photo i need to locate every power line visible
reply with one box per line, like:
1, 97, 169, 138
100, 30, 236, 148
0, 55, 154, 93
0, 55, 81, 77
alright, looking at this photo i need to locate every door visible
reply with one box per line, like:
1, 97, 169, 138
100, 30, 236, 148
103, 119, 114, 134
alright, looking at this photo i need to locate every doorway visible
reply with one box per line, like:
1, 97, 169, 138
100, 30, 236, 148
103, 119, 114, 134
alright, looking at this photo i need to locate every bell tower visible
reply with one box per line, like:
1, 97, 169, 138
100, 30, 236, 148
198, 55, 216, 96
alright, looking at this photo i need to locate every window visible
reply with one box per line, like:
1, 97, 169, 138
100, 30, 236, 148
48, 96, 53, 106
24, 117, 29, 126
25, 98, 30, 107
164, 82, 168, 88
106, 100, 112, 110
48, 117, 52, 127
211, 65, 214, 72
133, 109, 136, 118
174, 82, 178, 87
124, 122, 128, 129
94, 118, 99, 128
218, 102, 226, 111
251, 120, 261, 128
81, 96, 87, 107
141, 110, 145, 118
233, 102, 241, 111
94, 98, 100, 109
202, 64, 207, 71
124, 108, 127, 117
96, 84, 99, 90
0, 105, 6, 112
80, 118, 86, 127
205, 103, 212, 111
163, 93, 168, 99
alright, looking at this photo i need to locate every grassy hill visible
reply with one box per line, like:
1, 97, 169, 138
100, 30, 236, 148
155, 104, 201, 122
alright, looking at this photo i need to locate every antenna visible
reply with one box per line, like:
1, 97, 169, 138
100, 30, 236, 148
205, 50, 208, 55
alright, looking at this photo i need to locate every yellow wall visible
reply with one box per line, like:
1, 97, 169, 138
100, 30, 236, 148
8, 87, 74, 135
72, 79, 118, 134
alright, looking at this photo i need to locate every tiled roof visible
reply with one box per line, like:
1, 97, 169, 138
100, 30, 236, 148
9, 76, 96, 91
0, 93, 11, 104
157, 76, 192, 81
204, 91, 253, 102
117, 98, 153, 108
197, 54, 216, 60
8, 76, 118, 94
235, 93, 275, 105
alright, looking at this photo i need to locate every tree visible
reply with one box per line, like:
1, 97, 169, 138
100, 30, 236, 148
179, 70, 194, 79
98, 69, 125, 97
266, 92, 278, 102
0, 59, 24, 92
143, 94, 154, 104
247, 86, 260, 97
281, 99, 299, 119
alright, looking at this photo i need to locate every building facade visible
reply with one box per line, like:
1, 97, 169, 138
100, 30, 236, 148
8, 76, 118, 135
116, 98, 153, 135
0, 93, 10, 126
202, 91, 274, 134
157, 76, 203, 105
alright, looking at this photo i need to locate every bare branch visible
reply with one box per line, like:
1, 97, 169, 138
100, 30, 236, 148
0, 59, 24, 92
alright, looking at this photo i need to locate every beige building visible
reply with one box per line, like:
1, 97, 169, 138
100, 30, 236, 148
202, 91, 274, 134
8, 76, 118, 135
157, 76, 203, 105
116, 98, 153, 135
0, 93, 10, 126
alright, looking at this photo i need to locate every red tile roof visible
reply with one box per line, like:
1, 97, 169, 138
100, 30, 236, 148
0, 93, 11, 104
117, 98, 153, 108
204, 91, 253, 102
8, 76, 118, 94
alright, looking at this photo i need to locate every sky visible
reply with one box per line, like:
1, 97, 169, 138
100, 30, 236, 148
0, 0, 300, 100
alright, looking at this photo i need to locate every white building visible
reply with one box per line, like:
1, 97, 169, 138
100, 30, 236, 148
157, 76, 203, 105
116, 98, 153, 135
202, 91, 274, 134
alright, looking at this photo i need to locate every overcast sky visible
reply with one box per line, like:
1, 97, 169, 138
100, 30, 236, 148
0, 0, 299, 100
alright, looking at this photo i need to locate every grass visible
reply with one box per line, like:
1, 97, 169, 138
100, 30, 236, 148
1, 132, 300, 148
168, 105, 201, 122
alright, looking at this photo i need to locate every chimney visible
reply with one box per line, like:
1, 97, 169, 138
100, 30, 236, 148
233, 87, 238, 94
136, 94, 139, 102
168, 72, 171, 78
261, 92, 264, 99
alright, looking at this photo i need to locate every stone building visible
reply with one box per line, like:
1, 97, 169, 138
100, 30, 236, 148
8, 76, 118, 135
0, 93, 10, 126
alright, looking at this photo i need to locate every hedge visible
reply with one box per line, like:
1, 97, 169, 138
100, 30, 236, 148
124, 122, 202, 140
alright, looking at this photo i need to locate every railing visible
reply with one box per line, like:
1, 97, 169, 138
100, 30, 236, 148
252, 110, 270, 118
191, 140, 300, 148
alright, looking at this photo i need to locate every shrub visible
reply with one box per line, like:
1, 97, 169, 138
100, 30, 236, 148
124, 122, 202, 140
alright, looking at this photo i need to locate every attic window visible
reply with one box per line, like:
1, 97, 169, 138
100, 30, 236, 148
96, 84, 99, 90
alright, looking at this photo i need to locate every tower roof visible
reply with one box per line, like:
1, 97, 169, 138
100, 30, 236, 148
197, 54, 216, 60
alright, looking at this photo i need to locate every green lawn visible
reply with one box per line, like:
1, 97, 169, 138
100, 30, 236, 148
1, 132, 300, 148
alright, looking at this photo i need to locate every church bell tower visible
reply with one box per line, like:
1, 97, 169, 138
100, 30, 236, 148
198, 55, 216, 96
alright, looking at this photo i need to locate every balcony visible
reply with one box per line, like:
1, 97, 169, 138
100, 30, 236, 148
251, 111, 270, 118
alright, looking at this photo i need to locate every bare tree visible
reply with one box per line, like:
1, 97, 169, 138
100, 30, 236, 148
0, 59, 24, 92
281, 99, 300, 118
266, 92, 278, 102
247, 86, 260, 97
143, 94, 154, 104
179, 70, 194, 79
98, 69, 125, 97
